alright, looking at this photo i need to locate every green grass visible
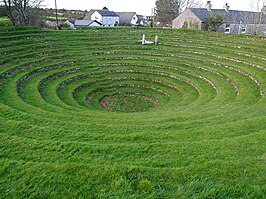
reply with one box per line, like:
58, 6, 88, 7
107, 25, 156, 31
0, 26, 265, 198
45, 16, 68, 20
99, 93, 157, 112
0, 17, 11, 26
0, 17, 9, 21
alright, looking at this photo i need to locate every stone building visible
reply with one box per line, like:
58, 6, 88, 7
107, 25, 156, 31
172, 1, 266, 35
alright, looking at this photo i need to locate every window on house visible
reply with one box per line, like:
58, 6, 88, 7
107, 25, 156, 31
241, 26, 246, 33
225, 24, 230, 33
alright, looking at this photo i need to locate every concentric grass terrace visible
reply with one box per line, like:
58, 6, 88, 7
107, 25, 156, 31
0, 26, 266, 198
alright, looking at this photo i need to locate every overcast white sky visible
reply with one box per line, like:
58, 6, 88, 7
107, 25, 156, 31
43, 0, 265, 15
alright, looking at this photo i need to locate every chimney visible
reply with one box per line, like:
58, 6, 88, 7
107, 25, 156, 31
206, 1, 212, 11
262, 5, 266, 14
224, 3, 230, 12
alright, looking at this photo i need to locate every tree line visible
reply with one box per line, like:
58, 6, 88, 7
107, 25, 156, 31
0, 0, 44, 26
0, 0, 202, 28
1, 0, 263, 34
0, 0, 221, 30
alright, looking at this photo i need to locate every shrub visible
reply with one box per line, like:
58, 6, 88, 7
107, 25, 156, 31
204, 14, 224, 32
182, 21, 188, 28
59, 22, 70, 29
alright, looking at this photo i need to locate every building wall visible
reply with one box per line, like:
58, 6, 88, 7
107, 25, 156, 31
130, 14, 138, 25
91, 11, 119, 26
223, 23, 266, 35
91, 12, 103, 23
173, 8, 266, 35
256, 24, 266, 35
172, 9, 202, 29
102, 16, 119, 27
244, 24, 266, 35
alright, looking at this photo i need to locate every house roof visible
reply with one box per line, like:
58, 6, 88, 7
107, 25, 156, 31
97, 10, 119, 17
136, 18, 143, 24
116, 12, 136, 24
68, 20, 102, 26
188, 8, 266, 24
136, 15, 147, 25
83, 10, 95, 20
83, 9, 119, 20
88, 10, 119, 17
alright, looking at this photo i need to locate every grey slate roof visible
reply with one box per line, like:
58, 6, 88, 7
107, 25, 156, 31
136, 15, 147, 25
68, 20, 102, 26
189, 8, 266, 24
136, 18, 142, 24
116, 12, 136, 24
96, 10, 119, 17
83, 9, 119, 20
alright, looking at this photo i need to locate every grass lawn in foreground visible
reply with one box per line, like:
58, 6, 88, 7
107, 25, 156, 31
0, 26, 265, 198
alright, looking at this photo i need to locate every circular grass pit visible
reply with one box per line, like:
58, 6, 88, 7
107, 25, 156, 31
1, 26, 266, 198
99, 93, 158, 112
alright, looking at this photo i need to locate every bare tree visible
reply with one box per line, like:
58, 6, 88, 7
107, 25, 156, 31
1, 0, 44, 26
249, 0, 265, 34
1, 0, 16, 25
181, 0, 202, 11
155, 0, 179, 26
155, 0, 201, 26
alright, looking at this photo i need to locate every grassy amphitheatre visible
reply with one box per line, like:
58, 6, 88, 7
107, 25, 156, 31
0, 26, 265, 198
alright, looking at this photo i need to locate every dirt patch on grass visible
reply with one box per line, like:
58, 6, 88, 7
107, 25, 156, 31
99, 93, 158, 112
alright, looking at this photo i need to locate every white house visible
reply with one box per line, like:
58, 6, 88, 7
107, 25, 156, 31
116, 12, 138, 26
84, 8, 119, 27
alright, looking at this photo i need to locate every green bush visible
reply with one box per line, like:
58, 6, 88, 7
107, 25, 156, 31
182, 21, 188, 28
59, 22, 70, 28
204, 14, 224, 32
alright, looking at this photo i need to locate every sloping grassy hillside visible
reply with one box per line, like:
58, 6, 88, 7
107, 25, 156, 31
0, 18, 11, 26
0, 26, 265, 198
